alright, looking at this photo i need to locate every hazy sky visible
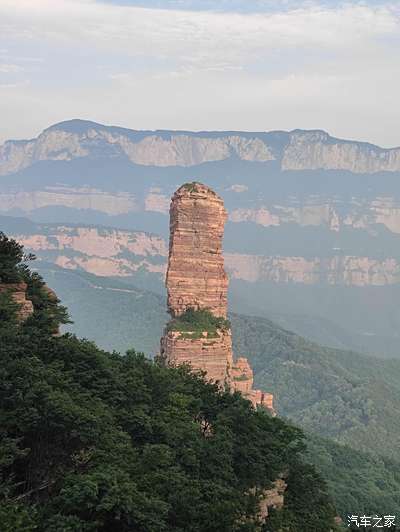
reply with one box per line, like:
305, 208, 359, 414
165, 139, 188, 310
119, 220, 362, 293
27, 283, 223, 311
1, 0, 399, 146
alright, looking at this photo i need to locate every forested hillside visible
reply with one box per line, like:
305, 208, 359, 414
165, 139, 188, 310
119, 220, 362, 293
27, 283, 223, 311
31, 263, 400, 461
306, 435, 400, 519
0, 233, 338, 531
231, 314, 400, 461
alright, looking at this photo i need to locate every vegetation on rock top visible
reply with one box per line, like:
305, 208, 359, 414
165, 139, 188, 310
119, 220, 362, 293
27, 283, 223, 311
181, 181, 200, 192
166, 308, 231, 339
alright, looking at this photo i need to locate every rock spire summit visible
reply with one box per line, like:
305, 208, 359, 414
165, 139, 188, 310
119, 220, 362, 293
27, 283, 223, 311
166, 182, 228, 318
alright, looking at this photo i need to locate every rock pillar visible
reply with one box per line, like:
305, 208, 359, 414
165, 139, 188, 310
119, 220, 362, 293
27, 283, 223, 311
159, 182, 274, 411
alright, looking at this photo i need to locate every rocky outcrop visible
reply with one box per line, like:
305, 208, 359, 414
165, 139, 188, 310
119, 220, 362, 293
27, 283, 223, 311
231, 357, 274, 411
257, 478, 287, 522
1, 120, 400, 175
159, 182, 273, 412
0, 282, 34, 321
166, 183, 228, 318
160, 329, 233, 387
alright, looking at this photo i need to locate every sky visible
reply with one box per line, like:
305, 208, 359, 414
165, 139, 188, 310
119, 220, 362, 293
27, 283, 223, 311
0, 0, 399, 146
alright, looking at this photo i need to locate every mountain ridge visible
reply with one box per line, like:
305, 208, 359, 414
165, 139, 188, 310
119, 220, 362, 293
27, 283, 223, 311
2, 119, 400, 176
14, 118, 400, 151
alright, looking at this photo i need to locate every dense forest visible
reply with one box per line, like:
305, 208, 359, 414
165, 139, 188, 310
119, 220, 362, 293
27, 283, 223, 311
231, 314, 400, 460
25, 263, 400, 521
0, 232, 339, 531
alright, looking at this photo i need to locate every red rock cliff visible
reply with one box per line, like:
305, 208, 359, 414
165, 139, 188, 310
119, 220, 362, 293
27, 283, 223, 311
231, 357, 274, 411
166, 183, 228, 318
160, 182, 274, 412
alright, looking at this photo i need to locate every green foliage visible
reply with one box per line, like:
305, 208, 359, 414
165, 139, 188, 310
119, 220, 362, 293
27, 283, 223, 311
0, 328, 337, 531
22, 268, 70, 335
0, 231, 26, 283
0, 291, 20, 326
0, 234, 69, 335
0, 237, 337, 531
266, 461, 337, 532
231, 313, 400, 521
181, 182, 200, 192
305, 434, 400, 521
231, 313, 400, 462
167, 308, 231, 339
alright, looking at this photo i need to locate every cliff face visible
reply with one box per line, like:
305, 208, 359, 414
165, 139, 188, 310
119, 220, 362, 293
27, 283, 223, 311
3, 121, 400, 293
166, 183, 228, 318
159, 183, 273, 410
1, 120, 400, 174
281, 130, 400, 173
13, 225, 167, 277
229, 197, 400, 235
0, 124, 274, 176
10, 223, 400, 287
231, 357, 274, 411
225, 254, 400, 286
160, 329, 234, 386
4, 191, 400, 236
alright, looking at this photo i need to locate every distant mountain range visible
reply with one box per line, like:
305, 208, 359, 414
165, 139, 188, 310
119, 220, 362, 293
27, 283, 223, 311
2, 119, 400, 174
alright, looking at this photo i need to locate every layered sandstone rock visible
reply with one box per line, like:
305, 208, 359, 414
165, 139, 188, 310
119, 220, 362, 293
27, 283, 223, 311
166, 183, 228, 318
10, 220, 400, 287
14, 226, 167, 278
160, 329, 233, 387
0, 282, 34, 321
160, 182, 273, 412
231, 357, 274, 412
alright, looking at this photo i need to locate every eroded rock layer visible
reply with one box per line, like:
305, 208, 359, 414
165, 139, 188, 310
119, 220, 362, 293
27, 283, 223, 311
231, 357, 274, 411
160, 330, 233, 387
166, 183, 228, 318
160, 182, 273, 412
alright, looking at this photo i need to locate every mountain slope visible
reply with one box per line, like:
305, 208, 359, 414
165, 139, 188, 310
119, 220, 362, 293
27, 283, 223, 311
37, 263, 167, 356
231, 313, 400, 461
305, 435, 400, 518
0, 234, 338, 531
29, 264, 400, 520
33, 263, 400, 463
